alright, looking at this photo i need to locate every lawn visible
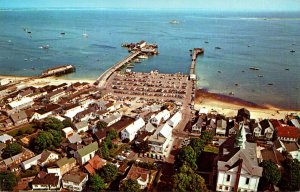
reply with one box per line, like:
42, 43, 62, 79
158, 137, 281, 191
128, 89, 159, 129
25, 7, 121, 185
109, 143, 130, 158
6, 124, 36, 137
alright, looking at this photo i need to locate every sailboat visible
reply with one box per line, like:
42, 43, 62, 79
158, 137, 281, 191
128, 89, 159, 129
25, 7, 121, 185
82, 30, 88, 38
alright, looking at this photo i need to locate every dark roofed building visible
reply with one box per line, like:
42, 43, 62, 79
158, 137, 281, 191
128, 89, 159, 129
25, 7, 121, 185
237, 108, 250, 122
32, 173, 60, 190
62, 171, 88, 191
10, 110, 28, 126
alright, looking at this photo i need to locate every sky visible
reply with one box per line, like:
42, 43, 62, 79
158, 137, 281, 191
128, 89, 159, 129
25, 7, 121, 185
1, 0, 300, 11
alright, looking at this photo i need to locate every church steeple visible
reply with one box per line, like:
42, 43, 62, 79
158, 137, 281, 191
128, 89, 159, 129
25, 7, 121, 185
235, 122, 246, 149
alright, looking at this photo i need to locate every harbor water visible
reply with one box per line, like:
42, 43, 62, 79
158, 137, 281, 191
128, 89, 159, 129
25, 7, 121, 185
0, 9, 299, 109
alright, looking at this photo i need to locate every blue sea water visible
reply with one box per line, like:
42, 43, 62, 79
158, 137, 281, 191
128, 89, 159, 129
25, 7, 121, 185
0, 9, 299, 110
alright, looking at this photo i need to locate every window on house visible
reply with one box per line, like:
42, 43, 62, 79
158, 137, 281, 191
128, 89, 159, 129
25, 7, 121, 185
245, 178, 250, 185
226, 175, 231, 182
219, 185, 222, 190
225, 186, 229, 190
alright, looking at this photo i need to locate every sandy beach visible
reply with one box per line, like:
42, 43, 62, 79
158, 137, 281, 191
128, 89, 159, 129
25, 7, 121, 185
195, 89, 299, 120
0, 75, 95, 88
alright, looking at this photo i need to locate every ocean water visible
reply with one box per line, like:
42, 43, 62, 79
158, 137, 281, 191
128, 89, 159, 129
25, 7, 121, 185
0, 9, 299, 110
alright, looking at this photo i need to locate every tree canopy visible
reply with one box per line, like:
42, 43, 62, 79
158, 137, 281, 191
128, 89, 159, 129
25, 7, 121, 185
175, 146, 197, 170
279, 158, 300, 191
99, 163, 118, 182
0, 171, 17, 191
200, 130, 213, 144
173, 165, 207, 192
90, 174, 106, 191
62, 119, 73, 128
107, 128, 118, 140
120, 179, 141, 192
99, 142, 110, 159
189, 138, 205, 157
258, 160, 281, 190
43, 117, 64, 131
97, 121, 108, 130
32, 130, 62, 153
1, 142, 23, 159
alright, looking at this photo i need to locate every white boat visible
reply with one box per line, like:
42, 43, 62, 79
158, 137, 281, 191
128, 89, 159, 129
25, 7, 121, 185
39, 45, 49, 49
170, 20, 180, 24
82, 30, 88, 38
138, 54, 148, 59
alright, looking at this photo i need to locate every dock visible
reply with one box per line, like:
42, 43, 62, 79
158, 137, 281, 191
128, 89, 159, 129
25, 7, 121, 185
95, 41, 159, 88
189, 48, 204, 80
40, 65, 76, 77
95, 51, 141, 88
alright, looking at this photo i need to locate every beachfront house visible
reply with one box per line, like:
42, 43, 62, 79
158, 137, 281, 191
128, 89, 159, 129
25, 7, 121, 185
62, 172, 88, 192
252, 119, 274, 139
216, 123, 262, 192
74, 142, 98, 165
121, 117, 145, 142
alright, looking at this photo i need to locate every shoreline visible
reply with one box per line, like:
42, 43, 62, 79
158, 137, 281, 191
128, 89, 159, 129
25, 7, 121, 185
195, 89, 299, 120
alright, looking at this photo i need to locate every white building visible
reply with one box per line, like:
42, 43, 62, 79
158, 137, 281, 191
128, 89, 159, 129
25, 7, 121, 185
74, 121, 89, 133
62, 172, 88, 192
167, 111, 182, 128
121, 118, 145, 141
8, 97, 33, 110
216, 119, 227, 136
216, 123, 262, 192
150, 109, 170, 126
253, 119, 274, 139
21, 150, 59, 170
102, 113, 122, 127
148, 123, 172, 154
75, 142, 98, 165
62, 127, 75, 138
0, 134, 15, 143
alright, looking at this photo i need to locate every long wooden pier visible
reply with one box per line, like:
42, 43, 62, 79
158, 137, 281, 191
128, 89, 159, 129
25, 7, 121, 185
189, 48, 204, 80
95, 51, 141, 88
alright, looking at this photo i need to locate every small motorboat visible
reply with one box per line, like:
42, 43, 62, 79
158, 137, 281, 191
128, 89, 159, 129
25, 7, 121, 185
229, 92, 234, 96
249, 67, 259, 70
258, 75, 263, 77
215, 47, 221, 50
60, 32, 65, 35
290, 50, 295, 53
285, 68, 289, 71
268, 83, 273, 86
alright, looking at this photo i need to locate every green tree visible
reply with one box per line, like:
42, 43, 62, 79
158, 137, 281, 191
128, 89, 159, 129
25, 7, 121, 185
200, 130, 213, 144
175, 146, 197, 170
120, 179, 141, 192
107, 128, 118, 140
190, 138, 205, 157
90, 174, 106, 191
43, 117, 64, 131
48, 129, 62, 147
33, 131, 54, 153
0, 171, 17, 191
173, 165, 207, 192
1, 142, 23, 159
279, 158, 300, 191
134, 140, 150, 154
62, 119, 73, 128
258, 160, 281, 190
99, 142, 110, 159
97, 121, 108, 130
100, 163, 118, 182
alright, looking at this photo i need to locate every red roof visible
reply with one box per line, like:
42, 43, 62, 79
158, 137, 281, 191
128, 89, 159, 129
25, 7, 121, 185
277, 126, 300, 138
269, 119, 282, 129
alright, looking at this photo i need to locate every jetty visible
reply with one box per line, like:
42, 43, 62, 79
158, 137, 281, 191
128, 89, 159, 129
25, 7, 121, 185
40, 65, 76, 77
95, 41, 159, 88
189, 48, 204, 80
95, 51, 141, 88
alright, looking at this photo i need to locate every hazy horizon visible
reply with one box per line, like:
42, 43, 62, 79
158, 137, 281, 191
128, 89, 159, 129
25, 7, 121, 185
1, 0, 300, 12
